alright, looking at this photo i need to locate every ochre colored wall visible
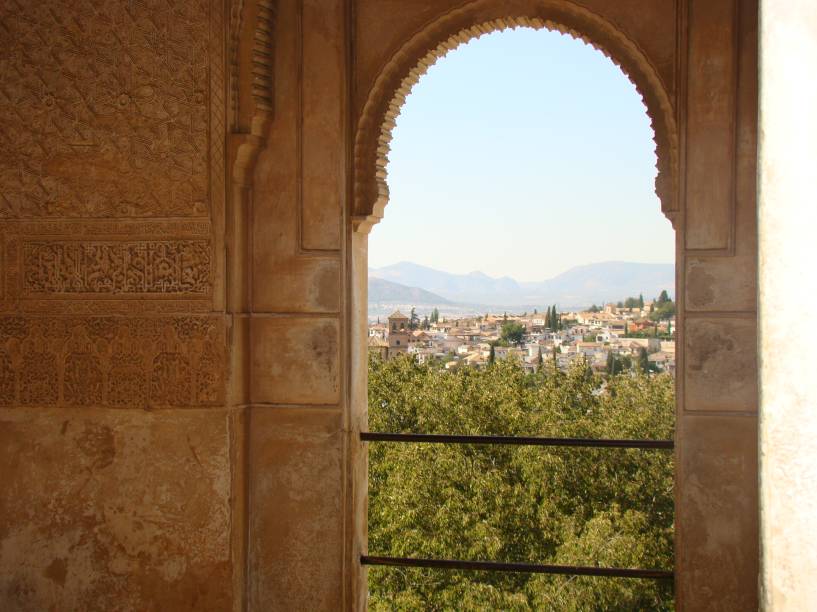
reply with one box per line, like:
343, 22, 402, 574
0, 1, 237, 609
0, 1, 759, 610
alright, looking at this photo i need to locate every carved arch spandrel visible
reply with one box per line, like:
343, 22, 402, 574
353, 0, 679, 233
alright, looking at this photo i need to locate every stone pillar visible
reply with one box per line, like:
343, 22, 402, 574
759, 1, 817, 608
246, 1, 354, 609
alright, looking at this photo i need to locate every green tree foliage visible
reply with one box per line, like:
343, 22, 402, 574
588, 304, 601, 313
431, 308, 440, 324
624, 327, 673, 341
649, 299, 676, 322
607, 353, 633, 375
500, 321, 525, 345
638, 347, 651, 373
410, 307, 419, 330
545, 305, 561, 331
368, 356, 675, 610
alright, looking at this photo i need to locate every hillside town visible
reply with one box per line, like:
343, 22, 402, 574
368, 297, 676, 375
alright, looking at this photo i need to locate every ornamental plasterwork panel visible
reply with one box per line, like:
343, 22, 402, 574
0, 0, 223, 219
0, 315, 225, 408
0, 221, 213, 313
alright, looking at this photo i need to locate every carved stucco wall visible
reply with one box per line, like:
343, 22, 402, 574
0, 0, 237, 609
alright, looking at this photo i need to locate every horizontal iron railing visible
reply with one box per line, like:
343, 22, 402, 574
360, 555, 673, 580
361, 431, 674, 580
360, 431, 674, 449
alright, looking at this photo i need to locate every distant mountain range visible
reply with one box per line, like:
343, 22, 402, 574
369, 261, 674, 311
369, 277, 452, 305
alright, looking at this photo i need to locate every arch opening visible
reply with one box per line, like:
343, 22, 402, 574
353, 6, 678, 233
359, 20, 678, 611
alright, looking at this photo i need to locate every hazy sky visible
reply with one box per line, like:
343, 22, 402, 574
367, 28, 675, 282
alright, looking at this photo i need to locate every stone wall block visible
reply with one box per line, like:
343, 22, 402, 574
252, 170, 341, 314
302, 0, 345, 251
248, 408, 344, 611
684, 317, 756, 412
251, 173, 341, 313
676, 414, 758, 610
0, 408, 234, 610
685, 256, 756, 312
684, 0, 738, 251
253, 254, 341, 314
250, 317, 340, 405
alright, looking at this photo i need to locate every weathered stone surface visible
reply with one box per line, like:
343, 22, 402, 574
248, 408, 344, 611
686, 256, 756, 312
301, 0, 345, 251
250, 0, 342, 314
676, 414, 758, 611
251, 317, 340, 405
251, 143, 341, 312
252, 253, 341, 314
684, 0, 738, 252
0, 408, 234, 611
685, 317, 757, 412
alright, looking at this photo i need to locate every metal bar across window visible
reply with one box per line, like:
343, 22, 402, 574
360, 431, 674, 449
361, 431, 674, 580
361, 555, 673, 580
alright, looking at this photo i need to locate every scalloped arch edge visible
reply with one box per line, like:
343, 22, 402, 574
353, 3, 679, 234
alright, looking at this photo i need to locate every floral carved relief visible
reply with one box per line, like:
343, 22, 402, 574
20, 351, 59, 406
151, 352, 193, 407
0, 316, 224, 408
64, 353, 104, 406
0, 349, 16, 405
0, 0, 227, 412
0, 0, 220, 218
107, 350, 147, 408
